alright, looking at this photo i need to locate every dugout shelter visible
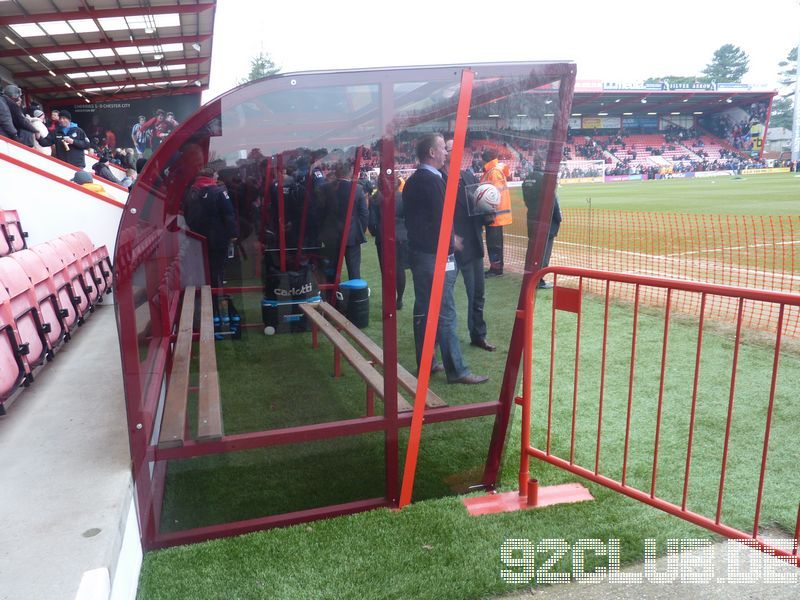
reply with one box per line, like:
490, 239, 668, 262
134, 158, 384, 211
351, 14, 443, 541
114, 61, 576, 549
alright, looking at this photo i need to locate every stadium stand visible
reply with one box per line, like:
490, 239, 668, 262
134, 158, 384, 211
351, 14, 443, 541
0, 230, 111, 413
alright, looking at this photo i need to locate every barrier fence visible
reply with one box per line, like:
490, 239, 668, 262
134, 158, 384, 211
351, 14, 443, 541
519, 267, 800, 566
505, 210, 800, 337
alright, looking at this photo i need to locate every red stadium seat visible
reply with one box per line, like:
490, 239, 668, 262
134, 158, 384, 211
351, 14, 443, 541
46, 238, 96, 312
0, 212, 11, 257
9, 250, 70, 346
0, 283, 31, 405
30, 243, 88, 325
73, 231, 113, 295
0, 256, 50, 368
60, 233, 103, 303
1, 209, 27, 252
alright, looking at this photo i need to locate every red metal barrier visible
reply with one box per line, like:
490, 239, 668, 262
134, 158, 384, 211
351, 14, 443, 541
518, 266, 800, 566
467, 266, 800, 566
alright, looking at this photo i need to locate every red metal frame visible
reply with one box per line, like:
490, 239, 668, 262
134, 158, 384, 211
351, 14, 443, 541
399, 69, 474, 507
514, 265, 800, 566
276, 154, 286, 272
760, 94, 774, 161
14, 56, 209, 79
2, 34, 212, 58
0, 2, 214, 26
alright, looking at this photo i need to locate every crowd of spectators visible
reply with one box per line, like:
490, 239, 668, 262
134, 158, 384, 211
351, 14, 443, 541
0, 84, 183, 192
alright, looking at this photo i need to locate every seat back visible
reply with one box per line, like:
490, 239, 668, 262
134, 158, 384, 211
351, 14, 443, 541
0, 256, 48, 366
8, 251, 66, 347
60, 233, 102, 301
64, 232, 109, 295
0, 210, 12, 257
0, 280, 30, 399
30, 243, 83, 324
2, 209, 27, 252
46, 238, 94, 311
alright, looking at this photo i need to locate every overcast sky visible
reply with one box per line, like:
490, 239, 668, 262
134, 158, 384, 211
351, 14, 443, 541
203, 0, 800, 102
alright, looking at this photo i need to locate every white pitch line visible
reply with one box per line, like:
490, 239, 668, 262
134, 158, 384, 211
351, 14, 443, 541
505, 237, 800, 283
667, 240, 800, 257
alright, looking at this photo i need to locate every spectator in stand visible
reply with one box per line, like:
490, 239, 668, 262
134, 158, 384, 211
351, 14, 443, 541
131, 115, 150, 158
28, 109, 49, 154
38, 109, 90, 168
119, 168, 136, 189
47, 109, 59, 134
481, 149, 512, 277
92, 154, 120, 185
0, 90, 17, 140
71, 171, 111, 198
403, 133, 487, 385
2, 85, 38, 147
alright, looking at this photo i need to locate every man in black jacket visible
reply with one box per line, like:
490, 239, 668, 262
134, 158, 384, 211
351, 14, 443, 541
183, 167, 239, 316
321, 162, 368, 280
2, 85, 38, 147
38, 110, 90, 168
445, 140, 496, 351
403, 133, 487, 385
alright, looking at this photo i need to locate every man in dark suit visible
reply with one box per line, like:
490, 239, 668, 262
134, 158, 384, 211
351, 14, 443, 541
403, 133, 487, 385
538, 193, 562, 289
445, 140, 496, 351
322, 162, 368, 280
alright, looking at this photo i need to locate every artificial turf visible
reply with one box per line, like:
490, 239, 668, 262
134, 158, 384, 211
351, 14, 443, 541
140, 174, 800, 597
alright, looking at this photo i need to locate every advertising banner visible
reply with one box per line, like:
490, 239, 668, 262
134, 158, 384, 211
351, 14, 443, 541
604, 174, 644, 182
693, 170, 735, 178
582, 117, 602, 129
561, 176, 604, 184
742, 167, 790, 175
56, 93, 201, 157
623, 116, 659, 129
568, 117, 582, 129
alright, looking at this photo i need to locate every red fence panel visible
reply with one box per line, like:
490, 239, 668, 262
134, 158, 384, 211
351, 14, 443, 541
519, 266, 800, 566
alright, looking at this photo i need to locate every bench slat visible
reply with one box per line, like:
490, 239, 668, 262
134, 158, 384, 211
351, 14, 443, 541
299, 303, 412, 411
158, 285, 195, 449
316, 302, 447, 408
197, 285, 223, 442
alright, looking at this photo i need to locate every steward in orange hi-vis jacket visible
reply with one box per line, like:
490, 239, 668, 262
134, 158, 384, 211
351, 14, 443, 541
480, 152, 512, 275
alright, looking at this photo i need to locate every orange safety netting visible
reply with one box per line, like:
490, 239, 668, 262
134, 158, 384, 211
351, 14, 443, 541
504, 210, 800, 337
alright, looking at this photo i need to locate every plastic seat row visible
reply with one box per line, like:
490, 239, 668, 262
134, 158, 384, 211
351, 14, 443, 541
0, 209, 27, 257
0, 231, 112, 413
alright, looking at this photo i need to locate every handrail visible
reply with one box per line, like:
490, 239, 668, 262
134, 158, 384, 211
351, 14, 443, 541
0, 134, 129, 193
0, 150, 125, 208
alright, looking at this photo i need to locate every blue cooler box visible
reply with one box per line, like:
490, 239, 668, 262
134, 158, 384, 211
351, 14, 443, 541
337, 279, 369, 329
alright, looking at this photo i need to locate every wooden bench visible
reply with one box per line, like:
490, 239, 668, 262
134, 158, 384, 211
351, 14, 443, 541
299, 301, 447, 414
158, 285, 223, 449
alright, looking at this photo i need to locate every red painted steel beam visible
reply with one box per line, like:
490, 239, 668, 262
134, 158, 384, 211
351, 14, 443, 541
399, 68, 474, 507
2, 33, 211, 57
51, 86, 207, 103
150, 497, 389, 550
14, 56, 209, 79
31, 74, 205, 94
0, 2, 215, 26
